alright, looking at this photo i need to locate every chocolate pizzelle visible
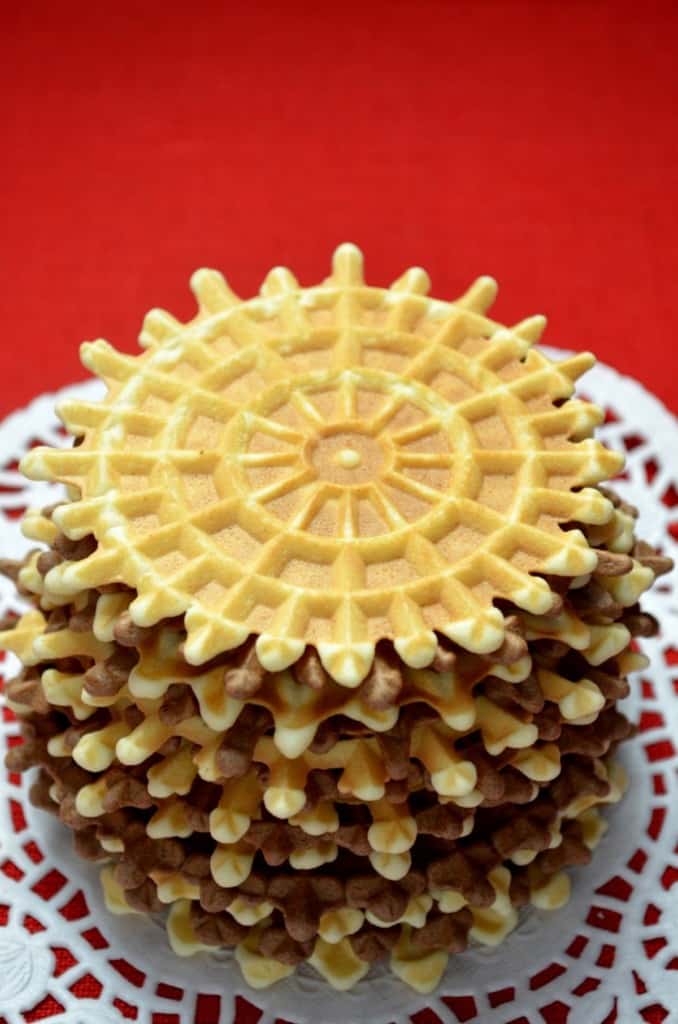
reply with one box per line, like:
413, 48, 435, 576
1, 245, 671, 992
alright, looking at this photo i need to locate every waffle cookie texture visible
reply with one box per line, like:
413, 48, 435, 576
2, 244, 672, 993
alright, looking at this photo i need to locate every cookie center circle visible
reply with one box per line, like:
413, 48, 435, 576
334, 447, 362, 469
310, 431, 385, 485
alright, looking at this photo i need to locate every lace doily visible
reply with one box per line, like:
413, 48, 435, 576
1, 353, 676, 1024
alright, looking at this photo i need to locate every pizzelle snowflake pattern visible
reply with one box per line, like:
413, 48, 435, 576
0, 356, 677, 1021
21, 245, 622, 686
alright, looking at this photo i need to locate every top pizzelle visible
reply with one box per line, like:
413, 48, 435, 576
21, 244, 624, 687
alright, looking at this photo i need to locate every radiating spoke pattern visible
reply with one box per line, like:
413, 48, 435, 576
23, 244, 624, 685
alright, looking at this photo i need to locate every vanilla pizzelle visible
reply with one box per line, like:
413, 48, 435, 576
2, 245, 671, 993
21, 244, 621, 684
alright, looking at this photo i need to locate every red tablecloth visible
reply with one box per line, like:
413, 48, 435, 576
3, 1, 677, 419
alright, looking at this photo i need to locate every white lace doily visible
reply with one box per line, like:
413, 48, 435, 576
1, 354, 676, 1024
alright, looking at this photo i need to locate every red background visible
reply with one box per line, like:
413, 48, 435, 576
2, 0, 678, 420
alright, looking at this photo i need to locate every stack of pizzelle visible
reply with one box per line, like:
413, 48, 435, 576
1, 245, 671, 993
